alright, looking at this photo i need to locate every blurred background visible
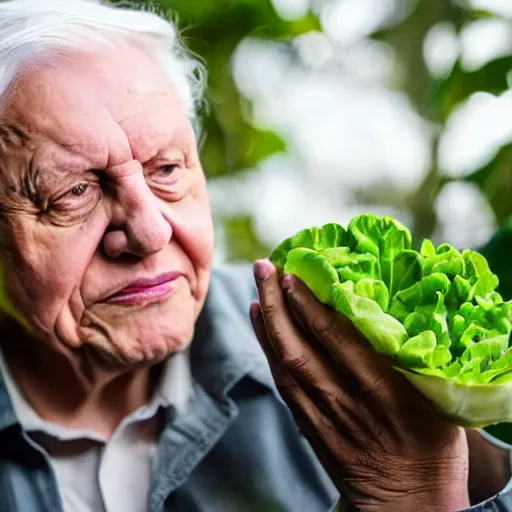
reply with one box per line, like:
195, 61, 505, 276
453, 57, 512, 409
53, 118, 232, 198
125, 0, 512, 264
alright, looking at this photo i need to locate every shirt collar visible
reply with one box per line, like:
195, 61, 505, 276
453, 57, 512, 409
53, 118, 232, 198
0, 345, 193, 441
190, 265, 276, 398
153, 348, 193, 412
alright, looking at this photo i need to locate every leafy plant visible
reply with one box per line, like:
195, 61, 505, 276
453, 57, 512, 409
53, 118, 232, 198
270, 214, 512, 428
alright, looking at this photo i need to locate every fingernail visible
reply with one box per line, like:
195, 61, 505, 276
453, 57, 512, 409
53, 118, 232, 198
249, 301, 260, 320
254, 260, 272, 282
282, 274, 293, 291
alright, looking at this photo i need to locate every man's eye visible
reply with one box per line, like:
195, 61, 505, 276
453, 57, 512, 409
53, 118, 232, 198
147, 162, 186, 195
159, 164, 178, 176
71, 183, 88, 196
50, 181, 100, 215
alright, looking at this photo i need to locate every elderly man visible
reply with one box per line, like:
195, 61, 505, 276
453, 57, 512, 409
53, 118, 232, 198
0, 1, 511, 511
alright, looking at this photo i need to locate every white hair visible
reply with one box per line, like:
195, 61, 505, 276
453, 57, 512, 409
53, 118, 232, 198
0, 0, 206, 131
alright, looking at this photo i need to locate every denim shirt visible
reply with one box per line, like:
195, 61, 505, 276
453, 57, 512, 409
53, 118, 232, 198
0, 264, 511, 512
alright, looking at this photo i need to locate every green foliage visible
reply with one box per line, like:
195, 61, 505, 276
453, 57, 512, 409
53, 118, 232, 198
271, 214, 512, 427
428, 57, 512, 124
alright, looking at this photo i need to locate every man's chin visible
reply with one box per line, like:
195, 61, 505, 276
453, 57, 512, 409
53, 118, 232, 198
79, 296, 197, 370
81, 338, 189, 373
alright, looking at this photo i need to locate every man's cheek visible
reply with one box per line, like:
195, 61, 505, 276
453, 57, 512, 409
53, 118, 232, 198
7, 251, 88, 324
172, 199, 214, 267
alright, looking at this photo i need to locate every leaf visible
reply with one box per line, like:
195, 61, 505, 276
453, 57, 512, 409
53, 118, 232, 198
347, 215, 412, 288
420, 239, 436, 258
397, 330, 437, 368
449, 314, 466, 344
422, 245, 465, 278
269, 224, 347, 272
404, 310, 429, 337
390, 273, 451, 313
269, 227, 322, 271
320, 247, 352, 267
283, 248, 339, 304
448, 275, 472, 305
460, 335, 508, 365
428, 292, 450, 347
389, 250, 423, 297
354, 278, 390, 312
319, 223, 349, 248
331, 281, 407, 356
469, 271, 500, 301
463, 250, 493, 281
334, 253, 381, 280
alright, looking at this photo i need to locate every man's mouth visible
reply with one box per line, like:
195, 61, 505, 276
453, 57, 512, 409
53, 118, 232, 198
104, 272, 180, 305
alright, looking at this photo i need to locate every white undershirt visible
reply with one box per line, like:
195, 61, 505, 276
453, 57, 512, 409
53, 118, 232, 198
0, 349, 193, 512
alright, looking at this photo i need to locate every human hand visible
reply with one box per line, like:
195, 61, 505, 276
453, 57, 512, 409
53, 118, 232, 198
251, 259, 470, 512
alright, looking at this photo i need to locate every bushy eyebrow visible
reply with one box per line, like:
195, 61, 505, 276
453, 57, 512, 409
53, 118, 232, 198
0, 122, 30, 153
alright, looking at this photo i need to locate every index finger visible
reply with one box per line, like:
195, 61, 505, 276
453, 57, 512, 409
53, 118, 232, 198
253, 259, 311, 365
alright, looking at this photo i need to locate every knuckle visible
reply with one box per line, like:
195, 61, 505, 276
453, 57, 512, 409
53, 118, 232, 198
318, 413, 337, 435
363, 376, 390, 403
277, 380, 301, 399
324, 388, 345, 413
314, 414, 344, 454
281, 352, 310, 372
310, 312, 338, 340
260, 299, 279, 319
354, 450, 378, 472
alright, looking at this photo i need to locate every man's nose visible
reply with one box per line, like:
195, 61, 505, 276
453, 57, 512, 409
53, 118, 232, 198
102, 167, 172, 260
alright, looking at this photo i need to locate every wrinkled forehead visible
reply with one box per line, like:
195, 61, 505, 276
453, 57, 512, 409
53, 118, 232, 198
0, 42, 193, 168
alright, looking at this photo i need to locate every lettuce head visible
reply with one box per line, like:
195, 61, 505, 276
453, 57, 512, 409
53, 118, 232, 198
269, 214, 512, 427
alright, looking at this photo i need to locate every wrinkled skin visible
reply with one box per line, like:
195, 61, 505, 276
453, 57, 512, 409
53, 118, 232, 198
0, 41, 214, 383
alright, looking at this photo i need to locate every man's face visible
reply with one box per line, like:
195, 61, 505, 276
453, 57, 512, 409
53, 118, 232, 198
0, 42, 214, 369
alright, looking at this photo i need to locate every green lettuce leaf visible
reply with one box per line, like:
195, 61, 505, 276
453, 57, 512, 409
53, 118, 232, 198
331, 281, 407, 356
269, 213, 512, 427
